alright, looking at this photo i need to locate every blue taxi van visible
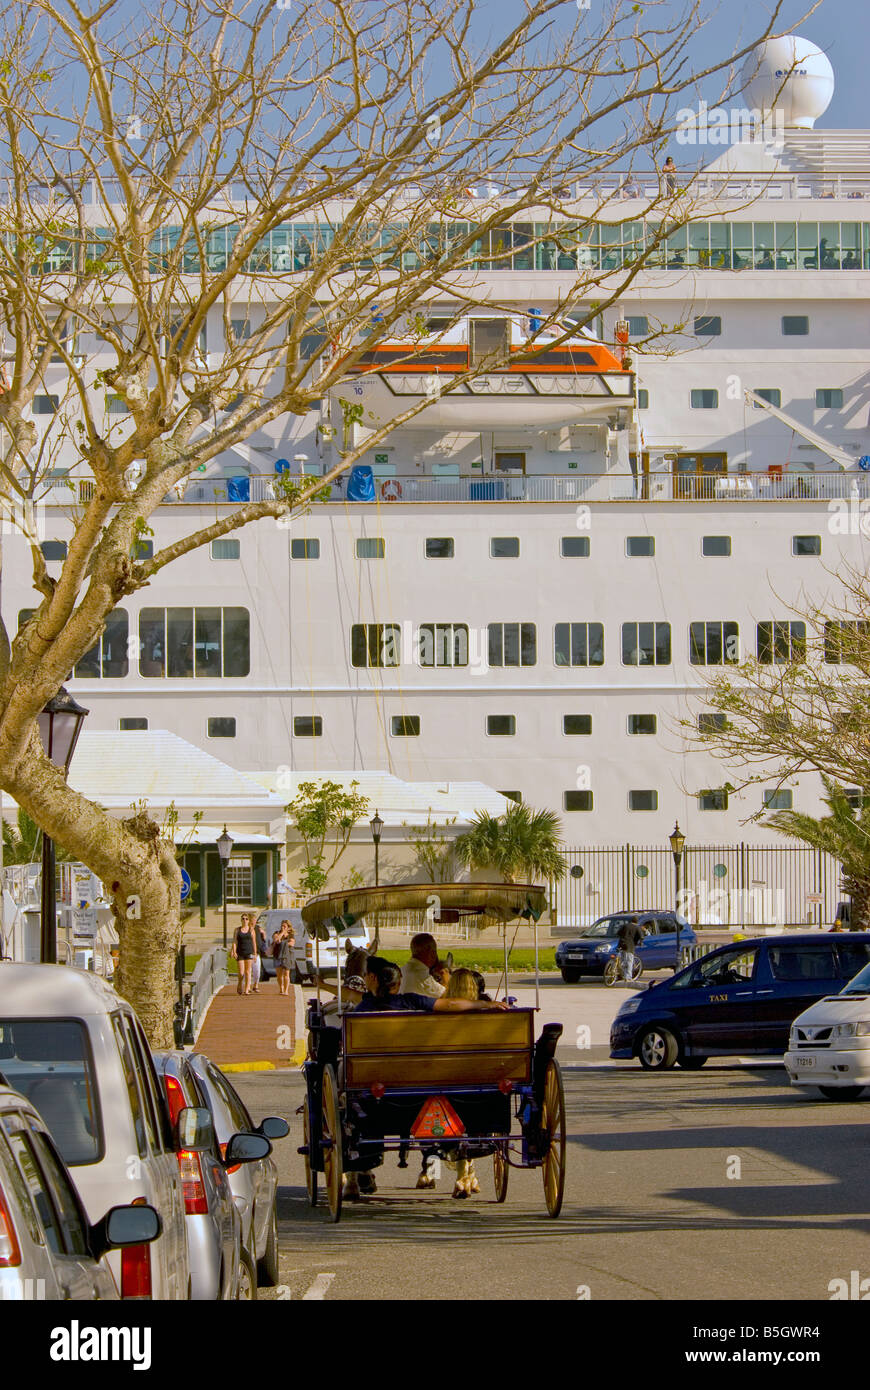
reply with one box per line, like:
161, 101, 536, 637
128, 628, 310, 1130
609, 933, 870, 1070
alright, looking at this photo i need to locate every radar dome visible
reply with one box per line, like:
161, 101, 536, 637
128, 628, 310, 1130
741, 36, 834, 129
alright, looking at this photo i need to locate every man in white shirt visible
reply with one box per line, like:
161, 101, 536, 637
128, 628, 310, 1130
400, 933, 445, 997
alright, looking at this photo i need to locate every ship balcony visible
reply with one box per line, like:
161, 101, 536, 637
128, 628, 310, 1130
158, 470, 870, 506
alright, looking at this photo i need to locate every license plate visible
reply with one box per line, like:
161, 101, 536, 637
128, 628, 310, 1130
796, 1056, 816, 1068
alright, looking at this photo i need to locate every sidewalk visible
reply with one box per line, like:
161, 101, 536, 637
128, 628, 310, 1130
194, 982, 306, 1071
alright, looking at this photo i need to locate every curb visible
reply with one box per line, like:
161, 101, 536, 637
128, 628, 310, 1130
222, 1047, 306, 1073
293, 981, 305, 1058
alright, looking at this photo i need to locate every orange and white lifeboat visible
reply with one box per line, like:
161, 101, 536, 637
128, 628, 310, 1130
332, 313, 632, 430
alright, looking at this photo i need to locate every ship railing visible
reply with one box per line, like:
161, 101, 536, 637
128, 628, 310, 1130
152, 471, 870, 505
25, 170, 867, 207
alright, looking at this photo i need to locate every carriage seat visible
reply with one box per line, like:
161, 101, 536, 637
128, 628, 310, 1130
341, 1008, 535, 1089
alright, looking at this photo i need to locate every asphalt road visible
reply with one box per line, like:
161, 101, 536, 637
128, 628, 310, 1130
234, 980, 870, 1303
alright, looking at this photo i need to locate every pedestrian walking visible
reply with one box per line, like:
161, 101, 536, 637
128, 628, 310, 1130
616, 916, 646, 984
250, 921, 269, 992
231, 913, 257, 995
273, 919, 296, 996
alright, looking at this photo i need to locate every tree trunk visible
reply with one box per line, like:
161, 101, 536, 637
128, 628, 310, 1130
843, 873, 870, 932
3, 750, 182, 1048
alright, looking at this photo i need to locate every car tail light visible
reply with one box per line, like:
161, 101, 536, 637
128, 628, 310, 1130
219, 1141, 241, 1175
163, 1073, 186, 1127
498, 1078, 514, 1095
0, 1184, 21, 1268
177, 1150, 209, 1215
370, 1082, 385, 1099
120, 1198, 152, 1299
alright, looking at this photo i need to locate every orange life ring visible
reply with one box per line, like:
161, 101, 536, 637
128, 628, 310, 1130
381, 479, 403, 500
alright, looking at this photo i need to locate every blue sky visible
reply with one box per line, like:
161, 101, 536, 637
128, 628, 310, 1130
466, 0, 863, 129
659, 0, 864, 128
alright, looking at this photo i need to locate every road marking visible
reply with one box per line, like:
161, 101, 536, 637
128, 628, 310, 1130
302, 1273, 336, 1300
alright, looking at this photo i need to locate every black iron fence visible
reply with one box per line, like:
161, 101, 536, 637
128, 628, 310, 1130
553, 844, 841, 932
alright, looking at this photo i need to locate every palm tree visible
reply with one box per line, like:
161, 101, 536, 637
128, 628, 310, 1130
454, 803, 566, 884
2, 809, 43, 865
2, 808, 76, 866
766, 777, 870, 930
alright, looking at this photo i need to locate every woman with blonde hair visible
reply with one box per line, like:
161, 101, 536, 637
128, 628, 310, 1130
444, 968, 478, 1001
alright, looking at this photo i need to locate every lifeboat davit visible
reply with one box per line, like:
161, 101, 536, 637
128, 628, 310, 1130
330, 313, 633, 430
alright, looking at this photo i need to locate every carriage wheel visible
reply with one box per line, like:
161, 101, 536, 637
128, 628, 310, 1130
493, 1143, 509, 1203
303, 1096, 318, 1207
321, 1065, 343, 1223
540, 1059, 566, 1218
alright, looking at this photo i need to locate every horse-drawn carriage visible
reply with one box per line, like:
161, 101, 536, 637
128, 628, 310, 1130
297, 883, 567, 1221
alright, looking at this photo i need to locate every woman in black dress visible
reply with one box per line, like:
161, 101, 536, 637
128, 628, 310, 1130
231, 913, 256, 995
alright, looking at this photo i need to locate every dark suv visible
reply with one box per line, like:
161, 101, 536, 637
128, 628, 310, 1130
555, 912, 696, 982
610, 932, 870, 1069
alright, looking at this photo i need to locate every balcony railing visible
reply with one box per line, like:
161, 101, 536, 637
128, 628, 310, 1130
19, 169, 868, 207
153, 471, 870, 506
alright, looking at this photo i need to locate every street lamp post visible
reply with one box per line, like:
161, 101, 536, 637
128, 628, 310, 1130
217, 826, 234, 949
370, 810, 383, 887
37, 688, 89, 964
669, 821, 686, 968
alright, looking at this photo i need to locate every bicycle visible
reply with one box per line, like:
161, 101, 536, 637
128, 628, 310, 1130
603, 952, 644, 987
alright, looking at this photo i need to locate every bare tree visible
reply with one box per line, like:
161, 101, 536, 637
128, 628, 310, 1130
683, 563, 870, 812
0, 0, 803, 1043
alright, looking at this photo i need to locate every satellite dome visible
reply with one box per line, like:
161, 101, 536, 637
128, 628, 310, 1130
741, 36, 834, 128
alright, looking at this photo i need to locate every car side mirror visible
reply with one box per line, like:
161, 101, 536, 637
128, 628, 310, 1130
91, 1203, 161, 1256
223, 1132, 272, 1166
176, 1106, 213, 1152
257, 1116, 290, 1141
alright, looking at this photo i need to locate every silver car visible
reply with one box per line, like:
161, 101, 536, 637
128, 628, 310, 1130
0, 1082, 161, 1300
0, 964, 193, 1299
152, 1053, 243, 1300
186, 1053, 288, 1292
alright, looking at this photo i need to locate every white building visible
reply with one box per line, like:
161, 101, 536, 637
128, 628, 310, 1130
3, 37, 868, 850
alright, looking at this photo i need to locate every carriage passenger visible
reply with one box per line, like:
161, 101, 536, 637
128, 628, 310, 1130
354, 961, 506, 1013
400, 933, 445, 997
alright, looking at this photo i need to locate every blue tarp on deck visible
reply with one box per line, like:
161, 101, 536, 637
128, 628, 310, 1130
347, 465, 376, 501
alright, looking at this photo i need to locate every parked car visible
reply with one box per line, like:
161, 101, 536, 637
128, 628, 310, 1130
785, 954, 870, 1100
0, 1081, 161, 1301
254, 908, 371, 981
182, 1052, 288, 1291
0, 964, 206, 1298
610, 933, 870, 1070
555, 912, 696, 982
153, 1051, 271, 1299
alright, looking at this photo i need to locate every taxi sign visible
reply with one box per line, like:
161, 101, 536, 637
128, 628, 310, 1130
410, 1095, 466, 1140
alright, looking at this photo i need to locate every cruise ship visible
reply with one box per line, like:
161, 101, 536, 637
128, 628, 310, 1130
4, 35, 869, 870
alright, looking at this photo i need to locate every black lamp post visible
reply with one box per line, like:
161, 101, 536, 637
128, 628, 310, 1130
370, 810, 383, 887
217, 825, 234, 949
37, 688, 89, 964
669, 821, 686, 968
